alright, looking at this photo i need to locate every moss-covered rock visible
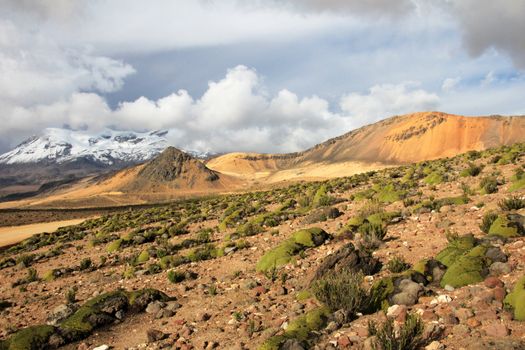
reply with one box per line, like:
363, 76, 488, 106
106, 239, 122, 253
256, 228, 328, 272
436, 234, 476, 267
424, 172, 444, 185
488, 215, 524, 238
258, 307, 330, 350
504, 276, 525, 321
440, 245, 488, 288
292, 227, 328, 247
136, 250, 150, 264
0, 325, 56, 350
368, 276, 396, 312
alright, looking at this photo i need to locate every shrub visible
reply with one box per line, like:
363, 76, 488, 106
480, 176, 498, 194
499, 196, 525, 211
312, 270, 367, 315
368, 313, 425, 350
479, 212, 498, 234
460, 163, 482, 177
386, 256, 411, 273
79, 258, 92, 271
357, 223, 387, 250
167, 270, 186, 283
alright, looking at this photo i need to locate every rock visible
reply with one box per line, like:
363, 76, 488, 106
325, 321, 339, 332
147, 328, 168, 342
362, 336, 377, 350
197, 312, 212, 321
489, 262, 511, 276
165, 301, 181, 312
77, 343, 89, 350
386, 305, 407, 323
444, 285, 455, 292
466, 318, 481, 328
425, 341, 445, 350
333, 309, 350, 325
311, 243, 380, 282
482, 323, 509, 337
422, 323, 444, 342
494, 286, 506, 302
146, 301, 165, 314
484, 276, 503, 288
337, 335, 352, 348
431, 295, 452, 305
93, 346, 110, 350
280, 338, 305, 350
485, 247, 508, 263
46, 304, 77, 326
454, 308, 474, 322
391, 279, 423, 306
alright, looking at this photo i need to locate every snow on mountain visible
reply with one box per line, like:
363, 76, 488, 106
0, 128, 211, 165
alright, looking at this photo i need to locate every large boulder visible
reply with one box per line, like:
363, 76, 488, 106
311, 243, 381, 282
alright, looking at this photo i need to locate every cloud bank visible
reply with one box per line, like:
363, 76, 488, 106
3, 66, 441, 153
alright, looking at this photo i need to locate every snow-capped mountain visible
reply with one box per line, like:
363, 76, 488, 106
0, 128, 211, 166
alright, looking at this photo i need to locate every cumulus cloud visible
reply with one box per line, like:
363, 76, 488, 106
339, 82, 440, 126
1, 65, 443, 154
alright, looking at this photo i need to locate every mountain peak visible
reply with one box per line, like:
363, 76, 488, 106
137, 146, 219, 183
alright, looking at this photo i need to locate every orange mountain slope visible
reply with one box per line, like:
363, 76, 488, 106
207, 112, 525, 180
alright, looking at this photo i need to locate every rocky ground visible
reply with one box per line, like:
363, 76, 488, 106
0, 144, 525, 349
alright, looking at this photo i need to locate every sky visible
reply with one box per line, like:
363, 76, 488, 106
0, 0, 524, 154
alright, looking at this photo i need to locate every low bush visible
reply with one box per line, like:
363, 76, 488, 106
311, 270, 367, 315
499, 196, 525, 211
479, 212, 498, 234
367, 313, 425, 350
386, 256, 411, 273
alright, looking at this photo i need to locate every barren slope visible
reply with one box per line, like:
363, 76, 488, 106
208, 112, 525, 180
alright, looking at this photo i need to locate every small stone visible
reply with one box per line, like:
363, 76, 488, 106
482, 323, 509, 337
325, 321, 339, 332
386, 305, 407, 323
425, 341, 445, 350
444, 285, 455, 292
466, 318, 481, 328
493, 286, 506, 302
454, 308, 474, 322
484, 276, 503, 289
197, 312, 212, 322
431, 295, 452, 305
165, 301, 182, 312
337, 335, 352, 348
77, 343, 89, 350
146, 301, 165, 314
147, 329, 168, 342
93, 346, 110, 350
489, 262, 511, 276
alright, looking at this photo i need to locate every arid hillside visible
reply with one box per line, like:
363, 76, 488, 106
0, 147, 242, 209
1, 142, 525, 349
208, 112, 525, 180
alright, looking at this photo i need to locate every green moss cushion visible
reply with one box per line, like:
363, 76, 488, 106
436, 234, 476, 267
440, 245, 488, 288
504, 276, 525, 321
256, 228, 328, 272
488, 215, 523, 238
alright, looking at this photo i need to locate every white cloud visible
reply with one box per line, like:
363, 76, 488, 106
1, 66, 445, 154
441, 77, 461, 92
339, 82, 440, 126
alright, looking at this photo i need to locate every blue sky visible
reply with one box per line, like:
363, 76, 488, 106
0, 0, 524, 153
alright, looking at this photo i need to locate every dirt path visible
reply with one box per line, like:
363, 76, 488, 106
0, 218, 88, 247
